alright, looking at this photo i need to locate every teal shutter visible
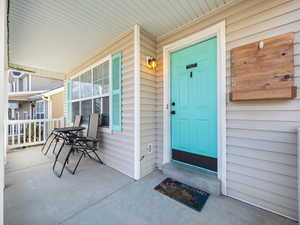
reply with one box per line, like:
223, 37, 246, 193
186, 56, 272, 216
112, 53, 122, 131
67, 80, 72, 123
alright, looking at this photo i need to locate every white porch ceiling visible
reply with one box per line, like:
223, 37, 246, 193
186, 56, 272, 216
9, 0, 234, 74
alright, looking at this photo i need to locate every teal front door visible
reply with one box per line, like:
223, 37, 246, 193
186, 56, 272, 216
171, 37, 217, 171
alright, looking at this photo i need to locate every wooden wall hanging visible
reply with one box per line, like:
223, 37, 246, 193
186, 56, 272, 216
230, 32, 296, 101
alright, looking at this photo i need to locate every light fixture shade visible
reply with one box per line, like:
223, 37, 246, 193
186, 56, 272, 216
146, 56, 157, 70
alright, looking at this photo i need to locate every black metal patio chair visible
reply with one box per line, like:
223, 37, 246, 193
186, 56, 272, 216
72, 114, 104, 169
41, 115, 82, 156
52, 140, 74, 177
52, 114, 103, 177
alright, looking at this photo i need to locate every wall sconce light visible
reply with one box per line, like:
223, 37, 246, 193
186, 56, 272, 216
259, 40, 264, 49
146, 56, 157, 70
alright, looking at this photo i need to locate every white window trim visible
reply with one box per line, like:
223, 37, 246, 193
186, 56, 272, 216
69, 55, 112, 133
162, 21, 227, 195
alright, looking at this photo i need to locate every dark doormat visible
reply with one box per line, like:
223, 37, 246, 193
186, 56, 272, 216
154, 178, 209, 212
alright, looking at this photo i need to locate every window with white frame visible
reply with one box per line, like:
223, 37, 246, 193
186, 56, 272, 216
35, 100, 45, 119
70, 57, 110, 128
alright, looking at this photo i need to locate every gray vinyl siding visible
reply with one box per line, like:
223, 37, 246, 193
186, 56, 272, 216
65, 30, 135, 178
156, 0, 299, 220
140, 29, 157, 177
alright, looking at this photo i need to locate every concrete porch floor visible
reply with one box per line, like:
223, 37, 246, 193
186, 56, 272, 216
5, 147, 297, 225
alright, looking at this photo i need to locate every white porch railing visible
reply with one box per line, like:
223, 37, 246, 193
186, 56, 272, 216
7, 118, 64, 148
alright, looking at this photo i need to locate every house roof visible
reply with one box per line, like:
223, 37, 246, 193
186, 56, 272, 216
8, 90, 45, 101
43, 87, 64, 97
8, 0, 235, 76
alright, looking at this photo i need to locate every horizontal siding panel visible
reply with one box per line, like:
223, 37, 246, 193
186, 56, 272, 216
226, 0, 289, 25
227, 187, 297, 219
228, 172, 297, 200
228, 136, 297, 155
228, 162, 297, 189
227, 20, 300, 49
228, 145, 297, 166
227, 119, 300, 133
226, 0, 300, 34
227, 7, 300, 42
227, 110, 300, 121
228, 180, 297, 211
227, 154, 296, 177
227, 129, 297, 144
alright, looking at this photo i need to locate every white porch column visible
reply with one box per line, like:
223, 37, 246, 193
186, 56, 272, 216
0, 0, 8, 224
297, 128, 300, 221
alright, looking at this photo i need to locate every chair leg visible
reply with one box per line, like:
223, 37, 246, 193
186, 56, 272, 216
92, 150, 103, 164
84, 148, 103, 164
41, 132, 55, 155
44, 135, 57, 156
52, 138, 59, 155
72, 152, 85, 175
41, 132, 52, 152
53, 157, 68, 178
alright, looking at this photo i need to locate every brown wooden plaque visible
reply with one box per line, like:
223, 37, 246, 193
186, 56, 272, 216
230, 33, 296, 101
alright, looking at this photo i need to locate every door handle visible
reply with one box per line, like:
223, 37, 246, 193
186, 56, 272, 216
171, 110, 176, 115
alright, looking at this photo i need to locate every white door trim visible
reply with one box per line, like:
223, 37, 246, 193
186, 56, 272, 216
162, 21, 227, 195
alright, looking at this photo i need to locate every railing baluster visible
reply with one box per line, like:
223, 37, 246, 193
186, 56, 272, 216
34, 121, 37, 143
29, 121, 32, 143
39, 121, 42, 142
17, 123, 20, 145
44, 121, 47, 141
61, 118, 64, 128
12, 124, 15, 145
23, 123, 26, 144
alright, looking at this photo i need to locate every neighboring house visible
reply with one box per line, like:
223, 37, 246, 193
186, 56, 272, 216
5, 0, 300, 222
8, 70, 63, 120
42, 87, 64, 119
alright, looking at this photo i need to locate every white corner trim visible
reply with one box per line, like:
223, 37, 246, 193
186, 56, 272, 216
162, 21, 227, 195
298, 128, 300, 221
134, 24, 141, 180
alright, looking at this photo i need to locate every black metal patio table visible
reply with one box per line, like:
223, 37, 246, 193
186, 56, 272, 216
53, 126, 85, 133
53, 126, 85, 143
42, 126, 86, 155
